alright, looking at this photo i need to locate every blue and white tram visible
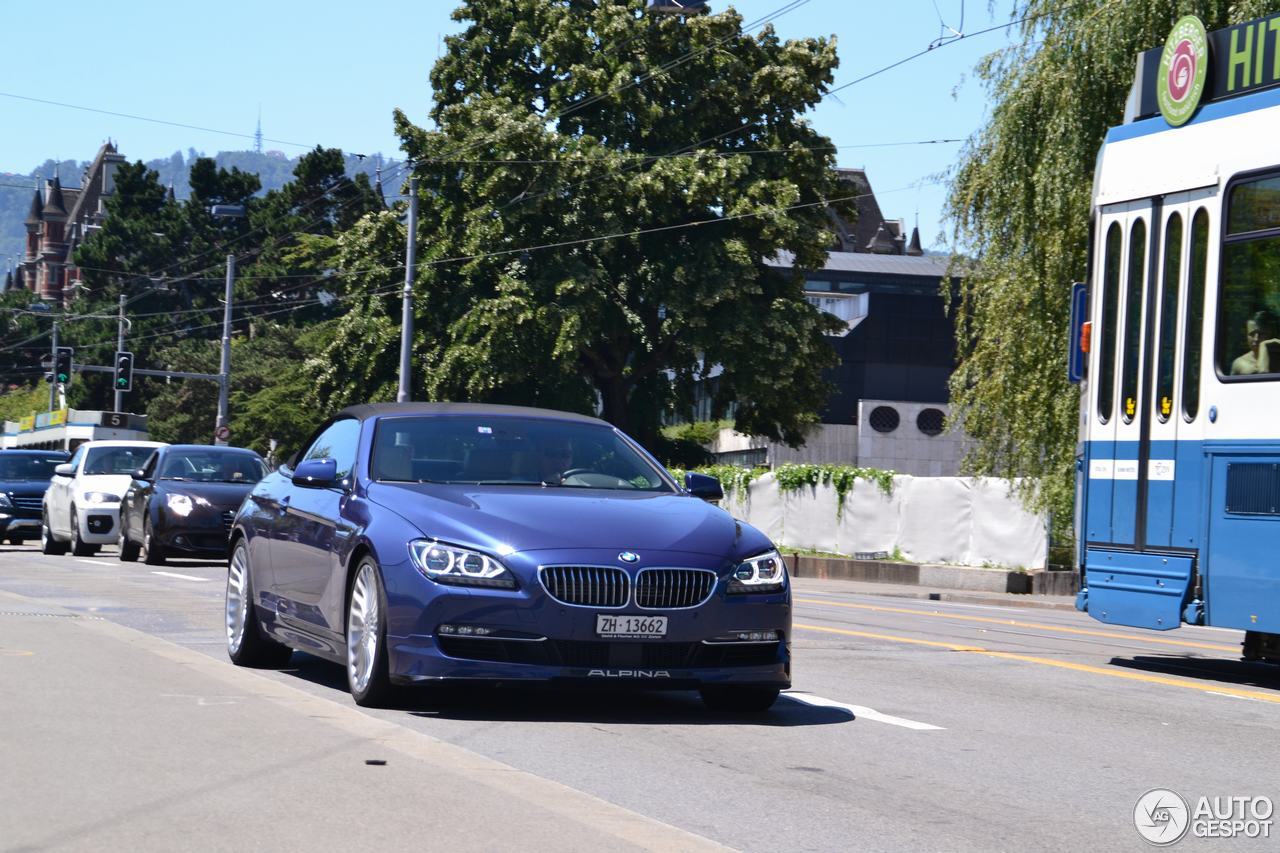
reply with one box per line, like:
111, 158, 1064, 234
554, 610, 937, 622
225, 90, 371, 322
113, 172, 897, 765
1074, 13, 1280, 662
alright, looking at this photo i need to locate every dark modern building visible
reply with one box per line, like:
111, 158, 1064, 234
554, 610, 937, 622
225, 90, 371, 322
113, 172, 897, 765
708, 169, 969, 475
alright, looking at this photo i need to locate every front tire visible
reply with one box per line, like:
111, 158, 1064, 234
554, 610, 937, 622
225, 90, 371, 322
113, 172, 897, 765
118, 528, 140, 562
142, 517, 166, 565
346, 558, 394, 707
699, 686, 781, 713
41, 511, 68, 556
70, 508, 97, 557
226, 539, 293, 668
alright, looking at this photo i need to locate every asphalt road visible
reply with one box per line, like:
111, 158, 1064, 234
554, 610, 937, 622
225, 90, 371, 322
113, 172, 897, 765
1, 543, 1277, 852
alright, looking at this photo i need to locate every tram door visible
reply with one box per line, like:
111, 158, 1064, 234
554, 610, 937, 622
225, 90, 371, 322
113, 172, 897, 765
1088, 200, 1152, 547
1143, 190, 1213, 550
1088, 192, 1212, 551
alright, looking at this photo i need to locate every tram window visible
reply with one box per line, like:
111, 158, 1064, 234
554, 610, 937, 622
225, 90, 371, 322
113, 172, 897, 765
1156, 213, 1183, 422
1218, 175, 1280, 379
1097, 222, 1123, 423
1182, 208, 1208, 420
1227, 175, 1280, 235
1120, 218, 1147, 423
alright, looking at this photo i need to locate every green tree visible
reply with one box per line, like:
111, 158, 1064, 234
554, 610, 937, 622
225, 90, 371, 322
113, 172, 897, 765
945, 0, 1274, 531
320, 0, 845, 444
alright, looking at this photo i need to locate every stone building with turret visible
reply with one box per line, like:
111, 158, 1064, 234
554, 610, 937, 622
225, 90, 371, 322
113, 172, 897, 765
10, 142, 126, 304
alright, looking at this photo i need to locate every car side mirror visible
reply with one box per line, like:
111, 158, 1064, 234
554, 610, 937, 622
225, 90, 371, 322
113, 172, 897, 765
132, 468, 152, 482
685, 471, 724, 503
54, 463, 74, 477
292, 458, 337, 488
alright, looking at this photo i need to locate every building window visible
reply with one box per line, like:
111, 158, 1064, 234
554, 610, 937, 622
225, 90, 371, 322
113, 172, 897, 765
869, 406, 900, 433
916, 408, 945, 436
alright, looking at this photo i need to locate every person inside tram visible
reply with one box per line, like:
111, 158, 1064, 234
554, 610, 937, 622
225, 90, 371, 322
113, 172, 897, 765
1230, 309, 1280, 375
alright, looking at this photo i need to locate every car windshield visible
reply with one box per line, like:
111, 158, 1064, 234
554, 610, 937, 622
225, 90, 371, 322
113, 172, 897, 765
83, 446, 155, 476
370, 416, 674, 492
158, 450, 267, 483
0, 455, 66, 481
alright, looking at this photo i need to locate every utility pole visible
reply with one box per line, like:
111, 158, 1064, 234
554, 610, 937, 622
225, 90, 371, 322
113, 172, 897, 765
397, 177, 419, 403
215, 253, 234, 445
49, 321, 58, 412
114, 293, 126, 412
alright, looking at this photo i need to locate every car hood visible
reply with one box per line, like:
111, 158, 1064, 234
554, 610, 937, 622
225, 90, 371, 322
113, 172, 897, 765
365, 483, 770, 559
156, 481, 255, 510
0, 480, 53, 497
75, 474, 133, 499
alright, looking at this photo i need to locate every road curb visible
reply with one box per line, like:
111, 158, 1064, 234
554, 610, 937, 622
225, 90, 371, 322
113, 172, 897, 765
786, 554, 1080, 610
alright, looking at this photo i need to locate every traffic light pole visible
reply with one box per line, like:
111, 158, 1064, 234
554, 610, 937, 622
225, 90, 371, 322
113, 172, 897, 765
49, 321, 58, 412
215, 254, 233, 445
114, 293, 126, 412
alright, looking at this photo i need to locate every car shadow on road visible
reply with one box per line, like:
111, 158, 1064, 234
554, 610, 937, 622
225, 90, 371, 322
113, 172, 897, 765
279, 652, 853, 726
1110, 655, 1280, 691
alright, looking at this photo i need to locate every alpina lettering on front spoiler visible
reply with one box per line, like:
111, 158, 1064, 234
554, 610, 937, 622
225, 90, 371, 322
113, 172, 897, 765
587, 669, 672, 678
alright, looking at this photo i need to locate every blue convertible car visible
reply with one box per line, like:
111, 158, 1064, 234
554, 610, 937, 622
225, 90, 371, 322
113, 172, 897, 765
226, 403, 791, 710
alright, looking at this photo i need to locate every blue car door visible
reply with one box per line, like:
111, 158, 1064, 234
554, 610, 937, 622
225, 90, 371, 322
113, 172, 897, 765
270, 418, 362, 646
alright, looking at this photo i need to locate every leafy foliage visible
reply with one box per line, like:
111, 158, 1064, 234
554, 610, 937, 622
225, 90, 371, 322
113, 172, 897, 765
323, 0, 846, 445
0, 383, 47, 424
944, 0, 1275, 533
669, 462, 894, 516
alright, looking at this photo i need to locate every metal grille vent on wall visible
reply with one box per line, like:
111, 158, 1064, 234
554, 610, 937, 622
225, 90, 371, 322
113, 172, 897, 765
916, 408, 945, 436
869, 406, 900, 433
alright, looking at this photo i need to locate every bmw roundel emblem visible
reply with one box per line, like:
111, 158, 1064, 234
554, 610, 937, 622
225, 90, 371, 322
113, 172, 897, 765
618, 551, 640, 564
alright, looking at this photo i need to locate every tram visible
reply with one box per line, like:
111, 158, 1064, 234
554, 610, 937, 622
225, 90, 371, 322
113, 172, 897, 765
1073, 13, 1280, 663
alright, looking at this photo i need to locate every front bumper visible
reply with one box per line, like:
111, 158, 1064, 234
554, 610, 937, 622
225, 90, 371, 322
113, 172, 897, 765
383, 552, 792, 688
76, 505, 119, 544
155, 505, 235, 557
0, 511, 42, 539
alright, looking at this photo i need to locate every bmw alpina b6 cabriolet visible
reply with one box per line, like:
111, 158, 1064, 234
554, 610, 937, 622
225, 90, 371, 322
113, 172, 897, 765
226, 403, 791, 710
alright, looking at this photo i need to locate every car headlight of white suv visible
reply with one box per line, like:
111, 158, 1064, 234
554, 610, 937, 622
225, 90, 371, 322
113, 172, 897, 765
81, 492, 121, 505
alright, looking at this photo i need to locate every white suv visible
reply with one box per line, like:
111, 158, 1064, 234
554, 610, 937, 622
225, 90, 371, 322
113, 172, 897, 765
42, 440, 167, 556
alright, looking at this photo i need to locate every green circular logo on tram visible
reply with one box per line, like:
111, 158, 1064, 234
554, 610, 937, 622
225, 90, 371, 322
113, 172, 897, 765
1158, 15, 1208, 126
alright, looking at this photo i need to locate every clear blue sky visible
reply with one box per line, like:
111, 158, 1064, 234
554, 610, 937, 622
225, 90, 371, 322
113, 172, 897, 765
2, 0, 1021, 250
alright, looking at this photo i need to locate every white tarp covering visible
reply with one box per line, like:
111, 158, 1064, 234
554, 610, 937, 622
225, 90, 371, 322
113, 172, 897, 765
721, 473, 1047, 570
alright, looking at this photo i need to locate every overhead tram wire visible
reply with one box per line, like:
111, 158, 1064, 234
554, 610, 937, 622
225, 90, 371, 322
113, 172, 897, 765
5, 181, 920, 360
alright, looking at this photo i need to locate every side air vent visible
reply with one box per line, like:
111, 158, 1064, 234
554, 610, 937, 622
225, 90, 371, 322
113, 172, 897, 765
1225, 463, 1280, 515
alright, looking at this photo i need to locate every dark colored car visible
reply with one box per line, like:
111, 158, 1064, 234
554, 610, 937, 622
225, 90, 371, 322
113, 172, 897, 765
226, 403, 791, 710
0, 449, 70, 544
120, 445, 268, 565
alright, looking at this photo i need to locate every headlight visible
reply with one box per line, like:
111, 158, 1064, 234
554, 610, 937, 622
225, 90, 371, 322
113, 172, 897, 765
728, 549, 788, 594
408, 540, 517, 589
166, 494, 194, 517
82, 492, 121, 505
0, 494, 11, 508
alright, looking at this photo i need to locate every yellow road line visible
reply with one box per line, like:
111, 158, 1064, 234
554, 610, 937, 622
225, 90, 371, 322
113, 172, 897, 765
795, 597, 1239, 653
794, 622, 1280, 705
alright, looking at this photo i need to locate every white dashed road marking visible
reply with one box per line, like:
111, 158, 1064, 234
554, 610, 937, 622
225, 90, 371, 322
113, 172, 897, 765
76, 559, 115, 566
150, 571, 209, 582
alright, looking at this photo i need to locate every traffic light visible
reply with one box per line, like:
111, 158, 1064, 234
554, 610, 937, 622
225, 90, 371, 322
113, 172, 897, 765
54, 347, 73, 385
114, 351, 134, 392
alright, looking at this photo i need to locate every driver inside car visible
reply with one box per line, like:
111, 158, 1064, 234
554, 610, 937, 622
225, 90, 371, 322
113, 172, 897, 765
534, 439, 574, 484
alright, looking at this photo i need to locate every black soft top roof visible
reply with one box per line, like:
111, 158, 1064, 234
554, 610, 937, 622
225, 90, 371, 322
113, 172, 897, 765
335, 402, 609, 427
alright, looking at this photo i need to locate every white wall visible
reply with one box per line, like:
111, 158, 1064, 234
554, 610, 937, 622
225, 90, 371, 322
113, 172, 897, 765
720, 472, 1048, 570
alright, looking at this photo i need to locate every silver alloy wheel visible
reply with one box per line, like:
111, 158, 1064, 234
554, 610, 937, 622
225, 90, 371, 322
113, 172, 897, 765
347, 563, 379, 694
226, 544, 249, 654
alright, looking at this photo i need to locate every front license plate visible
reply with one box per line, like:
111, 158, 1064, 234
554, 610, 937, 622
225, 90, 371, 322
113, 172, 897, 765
596, 614, 667, 639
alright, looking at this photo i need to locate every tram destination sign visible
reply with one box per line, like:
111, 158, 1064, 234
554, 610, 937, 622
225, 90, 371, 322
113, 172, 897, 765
1133, 12, 1280, 125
